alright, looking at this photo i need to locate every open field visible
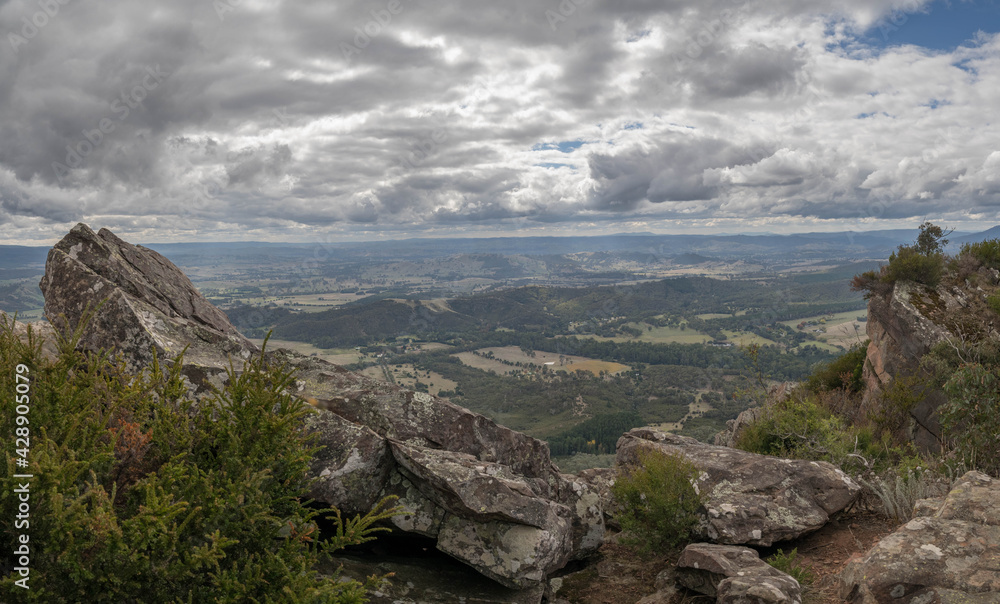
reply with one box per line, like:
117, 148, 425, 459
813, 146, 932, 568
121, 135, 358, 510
650, 392, 714, 432
783, 309, 868, 351
359, 364, 458, 396
455, 346, 629, 376
249, 338, 364, 365
580, 323, 712, 345
720, 330, 777, 347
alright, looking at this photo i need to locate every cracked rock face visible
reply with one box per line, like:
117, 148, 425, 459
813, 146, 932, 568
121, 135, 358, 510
862, 281, 976, 451
840, 471, 1000, 603
616, 429, 860, 546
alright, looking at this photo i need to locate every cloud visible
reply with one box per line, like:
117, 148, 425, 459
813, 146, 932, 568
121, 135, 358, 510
0, 0, 997, 243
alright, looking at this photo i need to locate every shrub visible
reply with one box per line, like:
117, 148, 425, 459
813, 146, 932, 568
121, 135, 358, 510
961, 239, 1000, 270
734, 394, 913, 475
0, 317, 400, 603
765, 548, 814, 586
988, 293, 1000, 316
611, 447, 705, 552
805, 342, 868, 394
857, 469, 950, 523
884, 246, 944, 288
941, 363, 1000, 476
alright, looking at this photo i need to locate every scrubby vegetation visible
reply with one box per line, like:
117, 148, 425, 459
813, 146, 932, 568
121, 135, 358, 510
851, 222, 950, 296
610, 447, 705, 552
0, 317, 398, 603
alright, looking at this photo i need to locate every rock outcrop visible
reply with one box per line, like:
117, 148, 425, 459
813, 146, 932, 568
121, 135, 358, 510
840, 471, 1000, 603
861, 281, 964, 450
676, 543, 802, 604
36, 224, 604, 595
39, 224, 259, 390
617, 428, 860, 546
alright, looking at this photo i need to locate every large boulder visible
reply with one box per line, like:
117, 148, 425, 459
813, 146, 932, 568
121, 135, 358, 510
39, 223, 258, 387
840, 471, 1000, 603
676, 543, 802, 604
304, 411, 393, 517
617, 428, 860, 546
35, 223, 604, 590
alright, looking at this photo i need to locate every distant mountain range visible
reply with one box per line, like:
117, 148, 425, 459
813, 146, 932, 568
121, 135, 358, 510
3, 226, 999, 273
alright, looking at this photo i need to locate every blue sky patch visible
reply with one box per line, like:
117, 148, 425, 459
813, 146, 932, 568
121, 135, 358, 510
863, 0, 1000, 51
532, 140, 586, 153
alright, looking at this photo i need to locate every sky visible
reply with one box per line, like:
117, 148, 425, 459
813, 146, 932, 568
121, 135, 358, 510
1, 0, 999, 245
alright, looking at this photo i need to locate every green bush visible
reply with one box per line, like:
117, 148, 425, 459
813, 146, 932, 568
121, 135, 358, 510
733, 394, 911, 475
987, 293, 1000, 316
765, 548, 814, 586
941, 363, 1000, 476
884, 246, 944, 288
961, 239, 1000, 270
805, 342, 868, 394
611, 447, 704, 552
0, 317, 399, 603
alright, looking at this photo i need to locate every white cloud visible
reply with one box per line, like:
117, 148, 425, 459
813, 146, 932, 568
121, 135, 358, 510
0, 0, 997, 243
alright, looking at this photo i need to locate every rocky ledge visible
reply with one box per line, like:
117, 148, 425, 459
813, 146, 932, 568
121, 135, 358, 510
33, 223, 604, 596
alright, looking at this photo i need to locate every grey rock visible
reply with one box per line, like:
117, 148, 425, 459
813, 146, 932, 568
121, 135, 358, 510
713, 406, 764, 448
381, 469, 448, 537
436, 514, 574, 590
303, 411, 392, 517
840, 471, 1000, 603
676, 543, 801, 603
39, 223, 258, 386
617, 428, 860, 546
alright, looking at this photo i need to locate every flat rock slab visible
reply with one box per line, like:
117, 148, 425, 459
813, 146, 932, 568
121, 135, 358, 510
676, 543, 801, 604
840, 471, 1000, 603
617, 428, 860, 546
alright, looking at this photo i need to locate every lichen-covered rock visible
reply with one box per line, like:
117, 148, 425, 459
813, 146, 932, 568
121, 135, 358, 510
316, 388, 554, 480
436, 515, 573, 590
390, 442, 565, 530
676, 543, 801, 603
39, 223, 258, 384
303, 411, 392, 517
617, 428, 860, 546
551, 473, 605, 558
380, 469, 448, 537
840, 471, 1000, 603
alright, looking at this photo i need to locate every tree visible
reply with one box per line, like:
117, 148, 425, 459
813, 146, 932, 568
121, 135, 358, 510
915, 222, 952, 256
